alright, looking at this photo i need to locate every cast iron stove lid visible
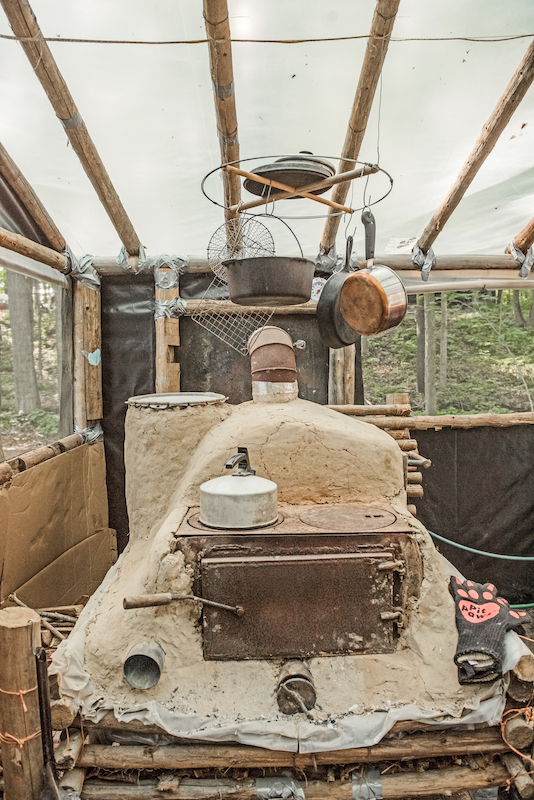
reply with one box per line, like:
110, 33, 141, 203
298, 505, 397, 531
127, 392, 227, 409
243, 153, 336, 198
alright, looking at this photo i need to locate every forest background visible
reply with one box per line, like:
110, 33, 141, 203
1, 267, 533, 459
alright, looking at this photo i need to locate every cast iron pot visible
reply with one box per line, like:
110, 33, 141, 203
338, 210, 407, 336
316, 236, 361, 348
223, 255, 315, 306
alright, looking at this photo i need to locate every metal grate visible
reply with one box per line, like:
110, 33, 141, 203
191, 273, 273, 355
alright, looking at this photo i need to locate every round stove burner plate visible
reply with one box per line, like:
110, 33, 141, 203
298, 505, 397, 531
187, 513, 284, 531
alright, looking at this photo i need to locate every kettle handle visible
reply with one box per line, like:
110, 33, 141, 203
225, 446, 256, 476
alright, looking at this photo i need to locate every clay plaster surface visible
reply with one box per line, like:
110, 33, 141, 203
53, 399, 506, 749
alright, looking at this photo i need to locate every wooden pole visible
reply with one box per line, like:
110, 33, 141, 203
415, 295, 425, 394
424, 294, 437, 414
75, 762, 510, 799
0, 0, 141, 258
320, 0, 401, 254
0, 225, 67, 271
346, 411, 534, 429
56, 284, 74, 438
0, 607, 43, 800
328, 349, 345, 405
73, 283, 102, 428
0, 141, 65, 252
417, 39, 534, 254
513, 215, 534, 254
229, 164, 379, 214
155, 267, 181, 393
440, 292, 448, 390
328, 403, 411, 416
203, 0, 241, 221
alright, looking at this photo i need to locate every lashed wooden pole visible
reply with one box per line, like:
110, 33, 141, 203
203, 0, 241, 221
0, 141, 65, 252
512, 214, 534, 254
320, 0, 401, 255
0, 0, 141, 259
418, 39, 534, 254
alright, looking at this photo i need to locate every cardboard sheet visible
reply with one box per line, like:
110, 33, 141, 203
0, 442, 117, 607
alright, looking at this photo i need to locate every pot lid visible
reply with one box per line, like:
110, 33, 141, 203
127, 392, 227, 409
243, 152, 336, 198
200, 473, 278, 498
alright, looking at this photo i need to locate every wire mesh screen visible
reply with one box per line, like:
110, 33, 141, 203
190, 273, 273, 355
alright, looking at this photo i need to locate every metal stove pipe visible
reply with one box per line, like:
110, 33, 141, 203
248, 327, 298, 403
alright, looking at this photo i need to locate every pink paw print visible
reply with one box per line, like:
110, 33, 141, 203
453, 577, 528, 624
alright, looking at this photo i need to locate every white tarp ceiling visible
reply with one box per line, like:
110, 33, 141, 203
1, 0, 534, 263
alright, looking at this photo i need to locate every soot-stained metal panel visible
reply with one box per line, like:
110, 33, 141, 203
179, 314, 328, 405
201, 552, 396, 660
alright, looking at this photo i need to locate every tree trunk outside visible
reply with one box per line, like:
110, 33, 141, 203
424, 294, 437, 415
6, 269, 40, 413
440, 292, 448, 390
513, 290, 526, 327
528, 291, 534, 327
415, 295, 425, 394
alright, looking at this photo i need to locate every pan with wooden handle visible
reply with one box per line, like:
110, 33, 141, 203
316, 236, 361, 348
339, 210, 407, 336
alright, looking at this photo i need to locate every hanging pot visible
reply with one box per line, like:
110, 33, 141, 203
223, 255, 315, 306
339, 210, 407, 336
243, 152, 336, 198
316, 237, 361, 349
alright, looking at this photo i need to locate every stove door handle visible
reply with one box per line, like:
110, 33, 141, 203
123, 593, 244, 616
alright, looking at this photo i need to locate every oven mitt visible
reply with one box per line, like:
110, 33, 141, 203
448, 576, 530, 684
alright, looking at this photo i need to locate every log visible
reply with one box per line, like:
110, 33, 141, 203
387, 430, 410, 439
55, 730, 84, 770
8, 593, 65, 642
78, 728, 510, 770
0, 461, 13, 485
417, 40, 534, 254
407, 471, 423, 484
407, 504, 417, 516
229, 164, 379, 214
185, 299, 317, 316
155, 267, 181, 393
514, 654, 534, 684
503, 716, 534, 750
0, 0, 141, 256
0, 141, 65, 252
57, 283, 74, 438
513, 215, 534, 254
397, 439, 419, 451
321, 0, 401, 252
0, 225, 67, 270
79, 762, 509, 799
93, 253, 521, 277
358, 412, 534, 430
224, 165, 354, 214
60, 767, 85, 794
406, 485, 424, 499
0, 607, 43, 800
507, 675, 534, 704
328, 404, 411, 417
16, 442, 62, 470
74, 282, 102, 428
203, 0, 240, 221
50, 698, 77, 731
501, 752, 534, 799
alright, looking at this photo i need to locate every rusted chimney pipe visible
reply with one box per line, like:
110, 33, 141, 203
248, 327, 298, 403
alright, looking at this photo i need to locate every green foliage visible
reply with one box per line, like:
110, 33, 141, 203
362, 290, 534, 413
26, 408, 59, 436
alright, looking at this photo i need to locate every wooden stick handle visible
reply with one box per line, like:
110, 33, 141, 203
229, 164, 378, 213
123, 593, 172, 609
224, 165, 354, 214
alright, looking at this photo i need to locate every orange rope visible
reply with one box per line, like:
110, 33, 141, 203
0, 685, 37, 713
0, 729, 41, 748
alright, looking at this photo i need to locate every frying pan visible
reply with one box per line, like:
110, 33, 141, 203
316, 237, 361, 349
339, 210, 407, 336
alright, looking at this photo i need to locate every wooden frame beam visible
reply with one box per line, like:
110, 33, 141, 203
1, 0, 141, 257
0, 141, 65, 252
512, 214, 534, 254
203, 0, 241, 221
320, 0, 401, 254
417, 39, 534, 254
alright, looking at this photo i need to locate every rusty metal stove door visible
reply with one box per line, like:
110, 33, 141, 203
201, 550, 400, 660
